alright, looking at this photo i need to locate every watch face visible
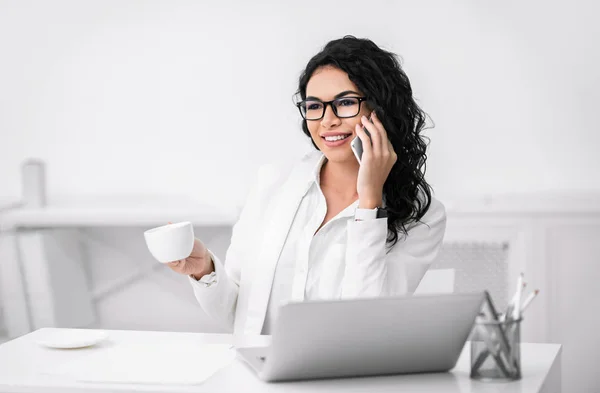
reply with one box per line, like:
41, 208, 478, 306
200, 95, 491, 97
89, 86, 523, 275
376, 208, 388, 219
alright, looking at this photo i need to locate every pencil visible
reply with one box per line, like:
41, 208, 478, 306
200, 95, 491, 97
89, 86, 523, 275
520, 289, 540, 313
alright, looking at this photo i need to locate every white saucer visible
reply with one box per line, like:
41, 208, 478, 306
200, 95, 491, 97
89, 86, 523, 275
36, 330, 109, 349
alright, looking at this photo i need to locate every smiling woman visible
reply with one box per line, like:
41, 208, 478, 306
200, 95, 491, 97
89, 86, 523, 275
296, 36, 437, 247
165, 35, 447, 335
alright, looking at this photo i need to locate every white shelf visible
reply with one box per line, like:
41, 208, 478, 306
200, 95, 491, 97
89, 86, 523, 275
0, 204, 239, 230
443, 191, 600, 215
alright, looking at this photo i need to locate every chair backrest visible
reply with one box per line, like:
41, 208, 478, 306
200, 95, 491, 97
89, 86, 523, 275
414, 268, 455, 295
425, 241, 511, 310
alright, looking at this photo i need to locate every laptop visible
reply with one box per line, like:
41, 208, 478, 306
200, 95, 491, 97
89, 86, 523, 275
236, 292, 485, 382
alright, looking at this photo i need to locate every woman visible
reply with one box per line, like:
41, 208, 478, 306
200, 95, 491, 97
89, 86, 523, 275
168, 36, 446, 335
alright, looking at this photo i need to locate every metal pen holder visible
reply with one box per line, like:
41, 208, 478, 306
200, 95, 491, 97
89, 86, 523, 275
470, 315, 522, 381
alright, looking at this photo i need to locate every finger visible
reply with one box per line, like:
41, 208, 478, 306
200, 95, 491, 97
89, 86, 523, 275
389, 143, 398, 164
167, 261, 180, 267
361, 116, 381, 157
355, 124, 373, 159
370, 111, 389, 154
388, 139, 396, 156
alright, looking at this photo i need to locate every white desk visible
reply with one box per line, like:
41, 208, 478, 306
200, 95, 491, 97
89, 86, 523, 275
0, 328, 561, 393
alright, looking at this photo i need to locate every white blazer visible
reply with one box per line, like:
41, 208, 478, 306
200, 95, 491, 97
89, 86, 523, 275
190, 151, 447, 335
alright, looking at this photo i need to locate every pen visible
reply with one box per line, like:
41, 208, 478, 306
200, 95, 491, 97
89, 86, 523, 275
504, 274, 525, 370
512, 273, 524, 320
520, 289, 540, 314
502, 278, 525, 323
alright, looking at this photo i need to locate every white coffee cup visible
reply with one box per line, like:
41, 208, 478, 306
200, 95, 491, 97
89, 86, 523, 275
144, 221, 194, 263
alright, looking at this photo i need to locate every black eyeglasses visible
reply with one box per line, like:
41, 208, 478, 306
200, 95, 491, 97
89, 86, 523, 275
296, 97, 368, 121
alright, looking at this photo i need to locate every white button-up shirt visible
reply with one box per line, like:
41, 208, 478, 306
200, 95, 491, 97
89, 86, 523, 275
188, 151, 446, 335
262, 155, 375, 334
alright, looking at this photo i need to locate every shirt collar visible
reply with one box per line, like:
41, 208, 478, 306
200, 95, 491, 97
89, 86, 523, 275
309, 153, 328, 186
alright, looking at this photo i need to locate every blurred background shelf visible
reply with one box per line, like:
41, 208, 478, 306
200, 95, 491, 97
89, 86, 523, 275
0, 199, 239, 230
0, 196, 239, 344
442, 191, 600, 216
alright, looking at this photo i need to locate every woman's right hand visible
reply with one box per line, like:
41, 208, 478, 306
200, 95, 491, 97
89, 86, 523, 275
166, 237, 215, 280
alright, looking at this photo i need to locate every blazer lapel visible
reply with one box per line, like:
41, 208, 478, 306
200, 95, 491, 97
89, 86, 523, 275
243, 153, 322, 335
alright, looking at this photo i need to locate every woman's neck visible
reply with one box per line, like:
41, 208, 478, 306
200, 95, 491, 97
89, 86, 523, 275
319, 158, 360, 200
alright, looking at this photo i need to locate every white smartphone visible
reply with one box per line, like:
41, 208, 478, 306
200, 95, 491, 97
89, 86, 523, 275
351, 134, 364, 163
351, 122, 372, 164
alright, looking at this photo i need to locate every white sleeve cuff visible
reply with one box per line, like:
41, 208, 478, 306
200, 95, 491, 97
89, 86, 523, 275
188, 249, 218, 287
194, 271, 217, 286
354, 208, 378, 221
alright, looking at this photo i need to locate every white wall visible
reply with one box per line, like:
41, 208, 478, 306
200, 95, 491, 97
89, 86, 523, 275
1, 3, 598, 389
1, 0, 599, 207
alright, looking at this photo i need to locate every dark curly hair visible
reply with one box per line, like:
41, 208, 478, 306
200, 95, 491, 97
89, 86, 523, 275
296, 35, 433, 249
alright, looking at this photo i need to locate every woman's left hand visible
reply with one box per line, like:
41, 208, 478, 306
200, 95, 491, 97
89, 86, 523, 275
355, 111, 397, 209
